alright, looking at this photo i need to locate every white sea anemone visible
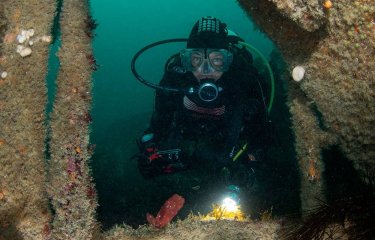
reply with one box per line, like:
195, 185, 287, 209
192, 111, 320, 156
16, 34, 27, 44
16, 29, 35, 44
41, 35, 52, 43
292, 66, 305, 82
16, 45, 25, 53
1, 71, 7, 79
27, 29, 35, 38
19, 47, 32, 57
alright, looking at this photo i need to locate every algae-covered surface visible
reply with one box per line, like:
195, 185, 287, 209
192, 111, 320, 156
104, 217, 280, 240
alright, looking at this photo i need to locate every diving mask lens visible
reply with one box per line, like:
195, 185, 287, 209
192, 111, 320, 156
181, 48, 233, 72
190, 50, 204, 69
208, 50, 225, 70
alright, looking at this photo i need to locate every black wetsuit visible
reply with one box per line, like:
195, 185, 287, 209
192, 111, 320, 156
148, 46, 266, 157
144, 48, 268, 172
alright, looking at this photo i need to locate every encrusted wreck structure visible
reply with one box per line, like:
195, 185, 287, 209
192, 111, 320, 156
237, 0, 374, 212
0, 0, 373, 239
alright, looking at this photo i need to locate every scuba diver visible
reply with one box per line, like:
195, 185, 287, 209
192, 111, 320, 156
132, 16, 273, 186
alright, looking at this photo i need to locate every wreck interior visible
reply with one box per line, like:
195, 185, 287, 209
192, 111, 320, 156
0, 0, 373, 239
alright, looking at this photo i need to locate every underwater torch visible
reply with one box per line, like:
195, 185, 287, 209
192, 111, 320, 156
221, 185, 241, 211
202, 185, 245, 221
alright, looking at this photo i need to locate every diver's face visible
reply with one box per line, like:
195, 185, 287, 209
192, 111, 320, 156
193, 69, 223, 81
190, 50, 224, 81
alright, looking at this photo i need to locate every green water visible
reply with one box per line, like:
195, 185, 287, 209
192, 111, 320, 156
90, 0, 274, 133
83, 0, 298, 229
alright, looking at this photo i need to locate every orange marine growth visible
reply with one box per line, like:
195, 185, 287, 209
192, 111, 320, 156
323, 0, 333, 9
146, 194, 185, 228
75, 146, 82, 154
308, 159, 318, 182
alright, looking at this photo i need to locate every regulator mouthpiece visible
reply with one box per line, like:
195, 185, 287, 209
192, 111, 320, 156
198, 81, 220, 102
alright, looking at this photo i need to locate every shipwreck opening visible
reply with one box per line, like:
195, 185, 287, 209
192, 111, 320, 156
88, 0, 299, 230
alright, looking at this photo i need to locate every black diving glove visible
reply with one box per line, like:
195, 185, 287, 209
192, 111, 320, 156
136, 133, 161, 178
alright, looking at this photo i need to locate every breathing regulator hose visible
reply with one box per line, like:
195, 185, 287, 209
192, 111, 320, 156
131, 38, 275, 114
238, 41, 275, 114
131, 38, 188, 93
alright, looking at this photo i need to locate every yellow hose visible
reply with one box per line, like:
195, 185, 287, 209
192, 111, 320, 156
233, 143, 248, 162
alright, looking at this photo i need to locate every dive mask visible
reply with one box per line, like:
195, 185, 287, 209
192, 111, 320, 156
180, 48, 233, 73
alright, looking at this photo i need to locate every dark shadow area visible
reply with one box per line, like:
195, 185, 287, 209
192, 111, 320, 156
0, 5, 7, 55
323, 146, 372, 202
322, 146, 375, 239
50, 0, 63, 45
278, 146, 374, 240
0, 216, 23, 240
251, 49, 301, 218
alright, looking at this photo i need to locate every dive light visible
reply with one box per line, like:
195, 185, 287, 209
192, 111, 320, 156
221, 185, 241, 211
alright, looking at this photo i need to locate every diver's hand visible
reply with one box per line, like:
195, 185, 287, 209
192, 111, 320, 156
137, 133, 164, 162
137, 144, 166, 179
137, 148, 188, 178
138, 133, 155, 149
137, 133, 161, 178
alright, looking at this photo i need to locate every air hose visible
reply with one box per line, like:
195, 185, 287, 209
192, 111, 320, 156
131, 38, 275, 114
238, 41, 275, 114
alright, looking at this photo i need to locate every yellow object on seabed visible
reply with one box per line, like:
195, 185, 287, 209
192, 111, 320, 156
201, 204, 246, 221
233, 143, 248, 162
